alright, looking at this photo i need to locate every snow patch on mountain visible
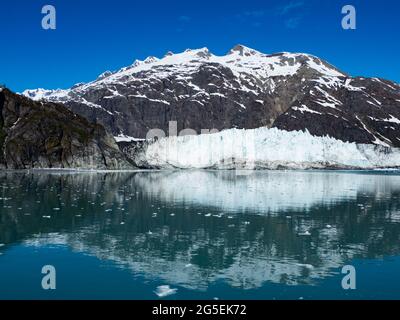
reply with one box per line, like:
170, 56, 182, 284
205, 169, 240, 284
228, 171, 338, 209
115, 134, 144, 143
292, 105, 322, 115
23, 88, 69, 101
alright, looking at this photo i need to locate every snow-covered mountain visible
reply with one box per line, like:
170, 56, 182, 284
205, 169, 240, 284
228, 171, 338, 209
23, 45, 400, 148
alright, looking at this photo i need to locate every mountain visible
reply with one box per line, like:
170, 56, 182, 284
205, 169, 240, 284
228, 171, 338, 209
23, 45, 400, 148
0, 87, 133, 169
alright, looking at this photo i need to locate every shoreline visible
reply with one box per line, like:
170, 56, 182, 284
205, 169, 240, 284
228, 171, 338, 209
0, 167, 399, 174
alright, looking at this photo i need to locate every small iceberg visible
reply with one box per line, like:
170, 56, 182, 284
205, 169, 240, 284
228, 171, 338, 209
154, 285, 178, 298
296, 263, 314, 270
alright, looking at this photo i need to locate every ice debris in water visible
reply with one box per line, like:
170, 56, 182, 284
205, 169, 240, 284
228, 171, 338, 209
154, 285, 178, 298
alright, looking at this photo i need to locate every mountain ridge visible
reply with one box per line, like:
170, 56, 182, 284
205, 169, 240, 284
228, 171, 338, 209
22, 45, 400, 147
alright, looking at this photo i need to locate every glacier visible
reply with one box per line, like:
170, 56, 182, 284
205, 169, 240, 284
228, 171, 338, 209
131, 127, 400, 170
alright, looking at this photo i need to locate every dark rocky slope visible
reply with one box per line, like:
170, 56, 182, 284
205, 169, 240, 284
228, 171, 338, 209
0, 88, 133, 169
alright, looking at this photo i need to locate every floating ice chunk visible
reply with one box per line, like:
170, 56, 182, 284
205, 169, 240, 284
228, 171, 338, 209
42, 216, 51, 219
298, 231, 311, 236
154, 285, 178, 298
296, 263, 314, 269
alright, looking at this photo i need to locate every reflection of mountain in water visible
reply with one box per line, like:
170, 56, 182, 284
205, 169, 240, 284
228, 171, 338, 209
1, 171, 400, 290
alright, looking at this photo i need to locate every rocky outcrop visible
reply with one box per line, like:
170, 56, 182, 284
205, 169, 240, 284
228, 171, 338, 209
23, 45, 400, 147
0, 88, 133, 169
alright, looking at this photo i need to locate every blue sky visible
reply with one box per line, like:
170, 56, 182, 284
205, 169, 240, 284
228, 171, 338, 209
0, 0, 399, 92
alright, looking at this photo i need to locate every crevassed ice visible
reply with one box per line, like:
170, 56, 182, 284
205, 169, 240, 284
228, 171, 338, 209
140, 127, 400, 169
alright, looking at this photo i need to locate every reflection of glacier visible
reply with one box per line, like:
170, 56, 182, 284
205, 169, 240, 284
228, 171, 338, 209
1, 171, 400, 291
25, 226, 349, 290
133, 170, 400, 214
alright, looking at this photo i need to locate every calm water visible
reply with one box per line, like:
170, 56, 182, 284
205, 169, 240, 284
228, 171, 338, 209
0, 170, 400, 300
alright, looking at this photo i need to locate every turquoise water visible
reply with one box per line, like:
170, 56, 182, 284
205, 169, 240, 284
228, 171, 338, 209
0, 170, 399, 300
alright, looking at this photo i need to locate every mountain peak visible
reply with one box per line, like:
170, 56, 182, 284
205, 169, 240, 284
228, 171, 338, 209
144, 56, 159, 64
96, 71, 113, 81
132, 59, 143, 67
193, 47, 211, 59
228, 44, 262, 57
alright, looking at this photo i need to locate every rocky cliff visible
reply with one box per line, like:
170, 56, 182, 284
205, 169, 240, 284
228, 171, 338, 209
0, 88, 133, 169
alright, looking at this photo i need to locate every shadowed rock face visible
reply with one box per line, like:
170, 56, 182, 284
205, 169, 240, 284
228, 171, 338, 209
0, 89, 133, 169
23, 46, 400, 147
